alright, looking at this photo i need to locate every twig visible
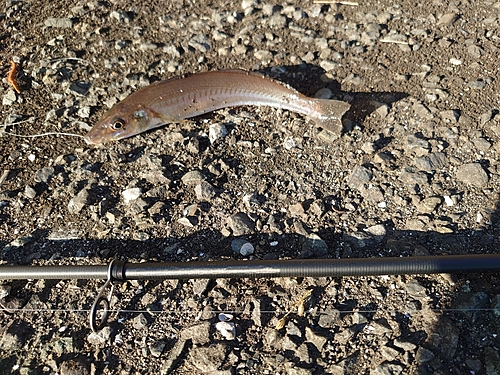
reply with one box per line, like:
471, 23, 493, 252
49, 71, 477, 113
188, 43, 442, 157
0, 117, 38, 127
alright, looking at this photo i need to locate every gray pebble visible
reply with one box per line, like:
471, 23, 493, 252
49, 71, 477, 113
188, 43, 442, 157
149, 340, 166, 358
189, 343, 228, 372
414, 152, 448, 171
2, 90, 17, 106
371, 362, 403, 375
305, 327, 327, 351
318, 307, 340, 329
110, 10, 131, 23
405, 135, 430, 156
161, 339, 188, 373
133, 313, 148, 330
208, 123, 228, 143
68, 189, 88, 214
181, 322, 211, 345
228, 212, 255, 236
87, 326, 111, 346
34, 167, 54, 183
415, 196, 441, 214
468, 79, 486, 89
188, 33, 211, 52
44, 17, 73, 28
415, 347, 435, 363
139, 42, 158, 51
231, 238, 254, 256
393, 339, 417, 352
182, 170, 206, 184
455, 163, 489, 187
24, 185, 36, 199
348, 165, 372, 189
194, 181, 216, 200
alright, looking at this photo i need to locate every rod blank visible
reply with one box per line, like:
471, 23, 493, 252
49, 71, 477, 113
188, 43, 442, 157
0, 254, 499, 281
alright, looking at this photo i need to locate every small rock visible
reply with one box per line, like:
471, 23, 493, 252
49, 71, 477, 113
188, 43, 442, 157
181, 170, 206, 184
34, 167, 54, 183
133, 313, 148, 330
348, 165, 372, 189
231, 238, 254, 256
2, 90, 17, 105
305, 327, 327, 351
318, 307, 340, 328
189, 343, 228, 372
415, 347, 435, 363
415, 197, 441, 214
45, 17, 73, 28
437, 13, 459, 26
87, 326, 111, 346
227, 212, 255, 236
370, 362, 403, 375
150, 340, 166, 358
215, 321, 236, 340
24, 185, 36, 199
468, 79, 487, 89
68, 189, 88, 214
181, 322, 211, 345
414, 152, 448, 171
208, 123, 228, 143
393, 339, 417, 351
122, 187, 142, 204
455, 163, 489, 187
194, 181, 216, 200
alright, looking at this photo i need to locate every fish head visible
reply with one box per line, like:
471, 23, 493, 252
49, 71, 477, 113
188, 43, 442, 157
84, 102, 166, 144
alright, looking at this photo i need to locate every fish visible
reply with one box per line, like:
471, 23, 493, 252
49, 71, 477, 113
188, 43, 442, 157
84, 69, 350, 144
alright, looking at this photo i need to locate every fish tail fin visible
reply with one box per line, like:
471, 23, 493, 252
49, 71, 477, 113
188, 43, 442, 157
309, 99, 351, 134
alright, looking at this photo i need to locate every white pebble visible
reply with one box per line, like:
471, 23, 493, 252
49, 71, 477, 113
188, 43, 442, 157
449, 58, 462, 65
28, 154, 36, 162
215, 321, 236, 340
283, 137, 296, 150
443, 195, 454, 206
208, 123, 228, 143
377, 201, 387, 208
240, 242, 254, 256
122, 187, 142, 203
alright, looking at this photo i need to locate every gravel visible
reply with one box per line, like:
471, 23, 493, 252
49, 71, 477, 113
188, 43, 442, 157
1, 0, 500, 374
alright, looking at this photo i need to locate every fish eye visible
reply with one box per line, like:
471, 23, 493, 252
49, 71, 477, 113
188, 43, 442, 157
110, 118, 125, 130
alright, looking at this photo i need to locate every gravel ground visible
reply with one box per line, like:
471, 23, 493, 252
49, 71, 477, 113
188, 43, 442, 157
1, 0, 500, 374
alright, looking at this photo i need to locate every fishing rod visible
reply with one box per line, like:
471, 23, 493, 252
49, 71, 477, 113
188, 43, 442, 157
1, 254, 499, 332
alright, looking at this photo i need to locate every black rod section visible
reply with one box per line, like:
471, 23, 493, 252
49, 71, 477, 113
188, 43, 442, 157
1, 254, 498, 281
122, 254, 500, 280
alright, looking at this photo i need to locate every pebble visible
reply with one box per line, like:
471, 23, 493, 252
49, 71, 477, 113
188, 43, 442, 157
455, 163, 489, 187
348, 165, 372, 189
132, 313, 148, 330
194, 181, 216, 200
305, 327, 327, 351
44, 17, 73, 28
414, 152, 448, 171
415, 347, 435, 363
34, 167, 54, 183
122, 187, 142, 204
415, 197, 441, 214
87, 326, 111, 346
208, 123, 228, 143
24, 185, 36, 199
227, 212, 255, 236
181, 170, 206, 184
189, 343, 228, 372
181, 322, 211, 345
68, 189, 88, 214
215, 321, 236, 340
2, 90, 17, 106
59, 360, 89, 375
231, 238, 255, 256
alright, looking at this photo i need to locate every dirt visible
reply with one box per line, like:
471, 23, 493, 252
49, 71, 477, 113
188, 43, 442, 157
1, 0, 500, 374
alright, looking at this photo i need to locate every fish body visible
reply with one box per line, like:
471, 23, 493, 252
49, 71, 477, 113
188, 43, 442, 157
84, 69, 350, 144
